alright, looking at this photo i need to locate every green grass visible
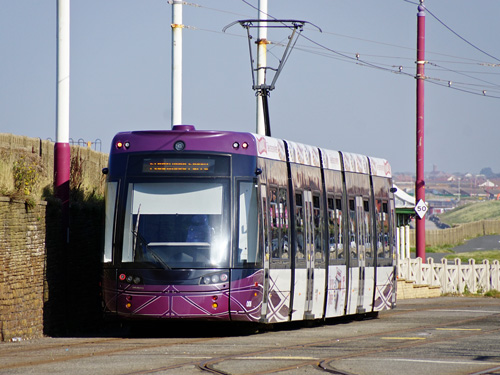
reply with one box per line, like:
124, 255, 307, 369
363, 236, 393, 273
410, 246, 500, 263
439, 200, 500, 226
484, 290, 500, 298
410, 244, 455, 254
444, 250, 500, 263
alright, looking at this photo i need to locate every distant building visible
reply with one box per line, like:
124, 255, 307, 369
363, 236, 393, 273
479, 179, 496, 188
394, 184, 415, 226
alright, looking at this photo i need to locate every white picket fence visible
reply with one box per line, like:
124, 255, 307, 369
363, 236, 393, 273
398, 257, 500, 294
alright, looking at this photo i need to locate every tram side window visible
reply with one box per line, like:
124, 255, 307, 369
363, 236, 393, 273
236, 181, 261, 267
262, 188, 268, 259
364, 199, 372, 259
103, 181, 118, 263
270, 186, 290, 260
375, 199, 384, 259
348, 198, 358, 259
270, 187, 279, 259
327, 197, 337, 259
382, 201, 391, 258
336, 198, 344, 258
390, 199, 396, 258
279, 188, 289, 259
376, 200, 390, 259
295, 192, 305, 260
313, 194, 323, 261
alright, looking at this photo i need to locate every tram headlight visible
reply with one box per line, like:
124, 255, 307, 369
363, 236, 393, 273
120, 274, 142, 285
200, 272, 229, 285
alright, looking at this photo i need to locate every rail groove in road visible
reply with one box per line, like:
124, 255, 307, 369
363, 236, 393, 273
1, 298, 500, 375
197, 311, 500, 375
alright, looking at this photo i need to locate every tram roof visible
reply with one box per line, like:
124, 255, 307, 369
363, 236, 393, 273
369, 156, 393, 178
110, 126, 391, 178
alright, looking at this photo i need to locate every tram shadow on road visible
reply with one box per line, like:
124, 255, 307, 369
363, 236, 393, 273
97, 320, 266, 339
93, 311, 381, 339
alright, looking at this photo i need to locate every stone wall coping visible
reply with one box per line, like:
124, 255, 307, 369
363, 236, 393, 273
0, 196, 48, 206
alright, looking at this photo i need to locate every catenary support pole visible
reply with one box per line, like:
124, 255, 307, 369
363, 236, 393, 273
55, 0, 71, 243
171, 0, 183, 127
415, 1, 426, 261
256, 0, 268, 135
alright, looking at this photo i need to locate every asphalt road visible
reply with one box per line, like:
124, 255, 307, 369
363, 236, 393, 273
453, 235, 500, 253
1, 297, 500, 375
426, 235, 500, 262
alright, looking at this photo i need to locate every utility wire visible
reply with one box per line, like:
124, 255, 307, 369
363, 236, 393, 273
191, 1, 498, 68
402, 0, 500, 63
181, 0, 500, 99
427, 62, 500, 89
423, 6, 500, 63
426, 79, 500, 98
169, 0, 251, 17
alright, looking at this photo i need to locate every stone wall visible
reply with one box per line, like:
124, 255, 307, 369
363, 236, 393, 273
0, 196, 105, 341
0, 134, 107, 341
0, 198, 47, 341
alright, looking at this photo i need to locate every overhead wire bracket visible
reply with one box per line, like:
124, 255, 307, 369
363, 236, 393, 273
223, 19, 321, 92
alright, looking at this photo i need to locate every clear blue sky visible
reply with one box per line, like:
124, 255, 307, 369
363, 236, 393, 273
2, 0, 499, 174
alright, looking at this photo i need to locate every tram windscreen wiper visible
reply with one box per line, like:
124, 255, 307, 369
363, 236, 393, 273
132, 205, 171, 270
132, 229, 172, 270
145, 242, 172, 270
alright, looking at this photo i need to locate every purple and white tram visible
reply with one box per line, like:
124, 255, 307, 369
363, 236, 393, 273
101, 125, 396, 323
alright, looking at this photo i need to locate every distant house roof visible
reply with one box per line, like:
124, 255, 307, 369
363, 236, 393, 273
394, 184, 415, 209
479, 179, 496, 187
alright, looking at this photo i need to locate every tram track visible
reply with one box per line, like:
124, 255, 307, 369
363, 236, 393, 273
199, 321, 500, 375
0, 337, 122, 356
0, 336, 219, 372
197, 309, 500, 375
1, 300, 499, 375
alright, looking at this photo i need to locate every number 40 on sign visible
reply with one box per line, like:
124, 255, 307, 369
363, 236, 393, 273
414, 199, 428, 219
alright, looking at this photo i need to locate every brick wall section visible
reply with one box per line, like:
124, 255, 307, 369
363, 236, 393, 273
397, 278, 441, 300
0, 133, 107, 341
0, 197, 104, 341
0, 198, 47, 341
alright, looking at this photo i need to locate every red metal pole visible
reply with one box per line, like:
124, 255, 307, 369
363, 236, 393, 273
415, 1, 426, 261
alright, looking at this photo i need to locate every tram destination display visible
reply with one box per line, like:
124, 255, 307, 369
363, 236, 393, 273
142, 158, 215, 174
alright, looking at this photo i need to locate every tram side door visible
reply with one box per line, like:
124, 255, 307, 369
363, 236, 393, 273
260, 184, 270, 321
303, 190, 315, 318
355, 196, 367, 313
346, 196, 368, 315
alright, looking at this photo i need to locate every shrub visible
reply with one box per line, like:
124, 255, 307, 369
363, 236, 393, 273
12, 154, 44, 197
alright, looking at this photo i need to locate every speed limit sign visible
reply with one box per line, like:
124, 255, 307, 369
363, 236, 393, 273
415, 199, 428, 219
